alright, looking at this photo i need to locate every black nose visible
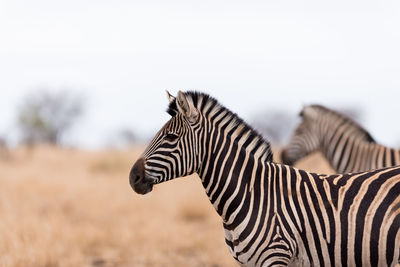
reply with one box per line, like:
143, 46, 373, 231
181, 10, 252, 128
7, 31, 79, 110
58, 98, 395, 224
129, 158, 146, 192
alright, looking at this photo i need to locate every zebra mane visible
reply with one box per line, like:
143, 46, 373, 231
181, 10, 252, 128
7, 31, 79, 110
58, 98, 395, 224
167, 91, 273, 161
307, 104, 376, 143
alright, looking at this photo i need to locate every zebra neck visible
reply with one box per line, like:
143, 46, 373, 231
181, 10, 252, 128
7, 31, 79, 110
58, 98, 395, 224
195, 111, 273, 221
198, 137, 270, 222
321, 132, 372, 173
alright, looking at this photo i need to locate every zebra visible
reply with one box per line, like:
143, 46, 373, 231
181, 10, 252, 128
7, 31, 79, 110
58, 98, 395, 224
129, 91, 400, 266
281, 104, 400, 173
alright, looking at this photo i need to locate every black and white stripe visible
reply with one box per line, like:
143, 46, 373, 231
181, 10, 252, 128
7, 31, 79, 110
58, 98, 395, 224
281, 104, 400, 173
130, 92, 400, 266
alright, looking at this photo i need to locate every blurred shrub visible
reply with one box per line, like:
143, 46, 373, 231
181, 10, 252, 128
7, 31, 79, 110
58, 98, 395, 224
17, 89, 84, 146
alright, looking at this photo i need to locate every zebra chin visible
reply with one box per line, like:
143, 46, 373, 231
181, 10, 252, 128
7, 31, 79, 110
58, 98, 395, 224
129, 158, 155, 195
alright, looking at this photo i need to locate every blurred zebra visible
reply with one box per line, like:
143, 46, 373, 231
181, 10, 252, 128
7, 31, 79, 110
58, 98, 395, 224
281, 105, 400, 173
130, 91, 400, 266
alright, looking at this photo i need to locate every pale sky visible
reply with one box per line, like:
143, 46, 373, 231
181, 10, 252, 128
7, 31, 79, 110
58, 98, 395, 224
0, 0, 399, 149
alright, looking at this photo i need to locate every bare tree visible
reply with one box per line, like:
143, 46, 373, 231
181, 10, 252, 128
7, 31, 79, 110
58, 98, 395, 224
118, 128, 137, 144
17, 89, 84, 146
106, 128, 138, 149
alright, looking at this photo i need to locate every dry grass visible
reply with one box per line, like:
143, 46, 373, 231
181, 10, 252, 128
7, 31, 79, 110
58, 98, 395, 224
0, 146, 333, 267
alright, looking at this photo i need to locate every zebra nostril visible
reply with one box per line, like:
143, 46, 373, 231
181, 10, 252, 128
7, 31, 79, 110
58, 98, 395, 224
134, 174, 143, 184
131, 157, 145, 174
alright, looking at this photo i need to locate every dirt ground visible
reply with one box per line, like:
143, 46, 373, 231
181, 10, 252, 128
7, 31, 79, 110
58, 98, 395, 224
0, 146, 333, 267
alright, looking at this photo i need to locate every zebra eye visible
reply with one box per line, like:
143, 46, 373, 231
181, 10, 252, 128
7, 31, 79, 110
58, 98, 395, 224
164, 133, 179, 142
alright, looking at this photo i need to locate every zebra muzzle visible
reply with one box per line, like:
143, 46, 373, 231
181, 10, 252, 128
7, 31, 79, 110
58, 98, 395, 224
129, 158, 154, 195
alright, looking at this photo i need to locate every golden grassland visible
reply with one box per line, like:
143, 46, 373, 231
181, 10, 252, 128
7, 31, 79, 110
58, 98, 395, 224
0, 146, 333, 267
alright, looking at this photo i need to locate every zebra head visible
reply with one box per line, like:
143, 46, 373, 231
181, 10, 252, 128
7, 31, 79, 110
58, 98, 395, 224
129, 91, 202, 194
281, 106, 322, 166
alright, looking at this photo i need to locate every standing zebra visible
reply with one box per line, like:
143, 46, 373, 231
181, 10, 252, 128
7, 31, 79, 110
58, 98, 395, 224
281, 105, 400, 173
130, 91, 400, 266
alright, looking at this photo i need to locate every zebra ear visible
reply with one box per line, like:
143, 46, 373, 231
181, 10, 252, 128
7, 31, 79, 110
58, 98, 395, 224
166, 90, 175, 104
301, 106, 318, 120
299, 104, 307, 117
176, 91, 199, 123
